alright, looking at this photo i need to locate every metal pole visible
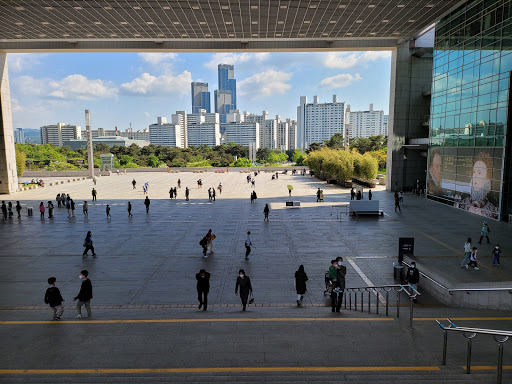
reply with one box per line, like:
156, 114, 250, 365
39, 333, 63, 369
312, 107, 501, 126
466, 339, 472, 374
361, 291, 364, 312
396, 291, 400, 318
85, 110, 94, 180
349, 291, 352, 310
408, 296, 414, 331
385, 291, 389, 316
442, 330, 448, 365
376, 290, 379, 315
344, 290, 347, 309
354, 291, 357, 311
497, 342, 503, 384
368, 291, 371, 314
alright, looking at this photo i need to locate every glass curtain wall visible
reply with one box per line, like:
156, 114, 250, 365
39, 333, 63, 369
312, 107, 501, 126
428, 0, 512, 220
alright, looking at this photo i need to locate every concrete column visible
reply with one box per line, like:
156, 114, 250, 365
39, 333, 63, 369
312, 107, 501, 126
0, 53, 18, 194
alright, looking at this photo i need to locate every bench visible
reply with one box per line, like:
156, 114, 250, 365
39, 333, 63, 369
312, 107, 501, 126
285, 201, 301, 207
349, 200, 383, 218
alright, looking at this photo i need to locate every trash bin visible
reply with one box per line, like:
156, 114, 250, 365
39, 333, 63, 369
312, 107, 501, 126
27, 207, 33, 216
393, 263, 404, 280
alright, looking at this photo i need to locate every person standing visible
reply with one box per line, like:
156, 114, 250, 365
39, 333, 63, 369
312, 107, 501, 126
83, 231, 96, 257
196, 269, 210, 311
169, 188, 173, 199
74, 270, 93, 318
39, 202, 45, 219
70, 199, 76, 217
92, 188, 97, 201
173, 187, 177, 199
144, 196, 151, 213
394, 192, 401, 212
208, 188, 212, 201
200, 235, 208, 258
460, 238, 472, 268
56, 194, 62, 208
332, 257, 346, 312
478, 222, 490, 244
263, 204, 270, 222
251, 179, 255, 188
132, 179, 136, 190
350, 188, 355, 200
65, 199, 71, 218
127, 201, 133, 217
250, 191, 255, 204
406, 262, 420, 301
235, 269, 253, 311
469, 247, 479, 270
8, 202, 13, 218
294, 265, 308, 306
218, 183, 222, 194
245, 231, 252, 259
492, 244, 501, 266
45, 277, 64, 320
1, 201, 6, 221
212, 188, 216, 201
356, 190, 362, 200
16, 201, 22, 218
368, 190, 372, 200
177, 179, 181, 188
399, 191, 404, 204
316, 188, 321, 202
106, 204, 111, 219
185, 187, 190, 201
47, 201, 54, 219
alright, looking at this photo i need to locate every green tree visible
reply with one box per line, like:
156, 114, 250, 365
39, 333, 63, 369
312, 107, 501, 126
119, 155, 134, 166
147, 155, 162, 168
94, 143, 110, 152
256, 147, 271, 162
15, 150, 26, 177
324, 133, 345, 149
307, 142, 323, 153
230, 157, 253, 167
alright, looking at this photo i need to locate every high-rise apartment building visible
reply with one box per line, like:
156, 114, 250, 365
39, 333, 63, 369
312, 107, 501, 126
148, 117, 183, 147
172, 111, 187, 148
40, 123, 81, 146
296, 95, 345, 150
187, 123, 220, 147
191, 82, 211, 114
14, 128, 24, 144
224, 122, 260, 148
215, 64, 236, 123
346, 104, 386, 138
277, 117, 289, 151
383, 115, 389, 136
244, 111, 277, 149
288, 119, 297, 150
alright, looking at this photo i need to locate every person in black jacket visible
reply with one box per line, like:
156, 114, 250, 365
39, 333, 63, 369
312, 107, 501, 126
294, 265, 308, 307
332, 257, 347, 313
45, 277, 64, 320
235, 269, 253, 311
406, 262, 420, 302
74, 270, 93, 318
196, 269, 211, 311
144, 196, 150, 213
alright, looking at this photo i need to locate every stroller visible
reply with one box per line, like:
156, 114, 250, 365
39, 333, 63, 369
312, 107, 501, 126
323, 271, 333, 295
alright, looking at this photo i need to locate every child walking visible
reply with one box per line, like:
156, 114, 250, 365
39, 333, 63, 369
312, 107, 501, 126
492, 244, 501, 266
44, 277, 65, 320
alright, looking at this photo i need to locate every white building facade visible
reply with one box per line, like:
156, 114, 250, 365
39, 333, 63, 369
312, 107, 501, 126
276, 117, 289, 151
346, 104, 386, 138
224, 122, 259, 147
187, 123, 220, 147
40, 123, 81, 146
14, 128, 24, 144
296, 95, 344, 150
148, 117, 183, 147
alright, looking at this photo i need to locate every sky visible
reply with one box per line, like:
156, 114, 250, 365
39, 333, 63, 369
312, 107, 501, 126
7, 51, 391, 131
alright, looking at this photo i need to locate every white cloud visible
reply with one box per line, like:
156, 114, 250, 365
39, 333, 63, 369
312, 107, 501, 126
323, 51, 391, 69
11, 98, 23, 113
238, 69, 292, 99
321, 73, 362, 88
7, 53, 47, 73
12, 75, 47, 96
138, 53, 178, 65
204, 53, 270, 69
48, 74, 118, 100
120, 71, 192, 96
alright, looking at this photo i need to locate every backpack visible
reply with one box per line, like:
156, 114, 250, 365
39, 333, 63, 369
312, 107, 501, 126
199, 237, 207, 246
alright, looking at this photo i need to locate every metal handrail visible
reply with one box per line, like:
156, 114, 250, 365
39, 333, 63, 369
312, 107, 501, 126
401, 261, 512, 294
436, 318, 510, 384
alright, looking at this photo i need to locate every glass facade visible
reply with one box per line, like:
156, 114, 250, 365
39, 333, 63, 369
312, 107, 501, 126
428, 0, 512, 220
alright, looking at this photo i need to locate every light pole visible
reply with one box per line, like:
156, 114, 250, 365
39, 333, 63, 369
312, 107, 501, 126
85, 110, 95, 180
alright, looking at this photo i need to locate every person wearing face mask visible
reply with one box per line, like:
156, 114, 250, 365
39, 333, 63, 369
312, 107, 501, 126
196, 269, 211, 311
235, 269, 253, 311
73, 270, 93, 319
332, 257, 346, 313
491, 244, 501, 266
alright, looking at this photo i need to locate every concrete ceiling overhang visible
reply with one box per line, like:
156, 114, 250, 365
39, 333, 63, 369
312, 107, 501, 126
0, 0, 466, 52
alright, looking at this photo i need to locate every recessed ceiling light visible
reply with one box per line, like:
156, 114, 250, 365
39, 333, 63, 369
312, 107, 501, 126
397, 4, 405, 7
15, 7, 25, 11
252, 21, 258, 24
221, 5, 229, 10
368, 4, 375, 8
276, 33, 282, 36
173, 21, 180, 25
298, 33, 305, 36
158, 33, 165, 37
392, 32, 399, 35
104, 6, 112, 10
356, 20, 363, 23
382, 20, 389, 23
120, 21, 128, 25
162, 6, 170, 9
309, 4, 317, 8
199, 21, 206, 25
226, 21, 232, 24
74, 6, 82, 10
94, 22, 102, 25
134, 33, 141, 36
426, 4, 434, 7
252, 34, 258, 37
192, 5, 200, 10
229, 33, 235, 36
182, 33, 188, 37
111, 34, 117, 37
63, 34, 70, 37
39, 34, 47, 37
408, 19, 415, 22
304, 20, 311, 24
346, 32, 353, 35
15, 34, 23, 37
68, 22, 76, 25
251, 5, 258, 9
322, 33, 328, 36
370, 32, 376, 35
87, 34, 94, 37
205, 33, 211, 37
280, 5, 287, 8
45, 6, 53, 10
15, 22, 23, 25
339, 5, 346, 8
329, 20, 336, 23
133, 6, 141, 10
42, 22, 49, 25
278, 21, 284, 24
146, 21, 154, 24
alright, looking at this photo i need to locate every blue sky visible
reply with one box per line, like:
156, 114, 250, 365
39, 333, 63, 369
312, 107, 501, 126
8, 51, 391, 130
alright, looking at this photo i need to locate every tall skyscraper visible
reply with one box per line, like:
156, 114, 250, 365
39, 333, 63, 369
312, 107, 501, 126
191, 82, 211, 114
14, 128, 25, 144
215, 64, 236, 123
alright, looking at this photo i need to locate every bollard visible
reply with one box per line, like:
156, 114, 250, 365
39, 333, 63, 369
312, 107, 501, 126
408, 296, 414, 331
466, 338, 472, 374
386, 290, 389, 316
349, 291, 352, 310
376, 290, 379, 315
361, 291, 364, 312
354, 291, 357, 311
442, 330, 448, 365
497, 342, 504, 384
396, 291, 400, 318
368, 291, 371, 314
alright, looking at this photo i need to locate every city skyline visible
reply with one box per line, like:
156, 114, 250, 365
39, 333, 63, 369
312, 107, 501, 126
8, 51, 391, 131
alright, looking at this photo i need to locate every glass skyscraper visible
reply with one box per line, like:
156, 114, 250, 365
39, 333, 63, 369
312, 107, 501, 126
191, 82, 211, 114
427, 0, 512, 221
216, 64, 236, 123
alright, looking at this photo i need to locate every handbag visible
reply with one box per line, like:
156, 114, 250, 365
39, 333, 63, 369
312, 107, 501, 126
248, 293, 254, 304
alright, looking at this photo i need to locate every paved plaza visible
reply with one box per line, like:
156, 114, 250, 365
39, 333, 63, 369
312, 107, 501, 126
1, 171, 511, 382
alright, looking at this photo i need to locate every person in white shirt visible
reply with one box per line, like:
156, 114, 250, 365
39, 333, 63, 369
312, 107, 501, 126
460, 238, 472, 268
245, 231, 252, 259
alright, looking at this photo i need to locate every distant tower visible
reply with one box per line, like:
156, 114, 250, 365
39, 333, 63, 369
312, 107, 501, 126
191, 82, 210, 113
215, 64, 236, 123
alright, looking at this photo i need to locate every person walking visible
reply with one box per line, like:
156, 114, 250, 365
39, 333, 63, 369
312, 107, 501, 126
83, 201, 89, 217
39, 202, 45, 219
74, 270, 93, 318
66, 199, 71, 218
1, 201, 6, 221
218, 183, 222, 194
316, 188, 321, 202
132, 179, 136, 190
82, 231, 96, 257
212, 188, 216, 201
250, 191, 255, 204
208, 188, 212, 201
294, 265, 308, 307
8, 202, 13, 218
56, 194, 62, 208
169, 188, 173, 199
332, 257, 346, 312
492, 244, 501, 266
196, 269, 211, 311
235, 269, 253, 311
460, 238, 472, 268
185, 187, 190, 201
251, 179, 255, 188
173, 187, 177, 199
206, 229, 215, 254
399, 191, 404, 204
350, 188, 355, 200
106, 204, 111, 219
16, 201, 22, 218
406, 262, 420, 301
91, 188, 97, 201
245, 231, 252, 259
264, 204, 270, 222
356, 190, 362, 200
368, 190, 372, 200
469, 247, 479, 270
394, 192, 401, 212
127, 201, 133, 217
47, 201, 54, 219
45, 277, 65, 320
70, 199, 76, 217
199, 235, 208, 258
178, 179, 181, 188
478, 221, 490, 244
144, 196, 151, 213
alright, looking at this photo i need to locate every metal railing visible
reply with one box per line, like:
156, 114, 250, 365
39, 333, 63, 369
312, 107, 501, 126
343, 284, 420, 330
401, 261, 512, 295
436, 318, 511, 384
